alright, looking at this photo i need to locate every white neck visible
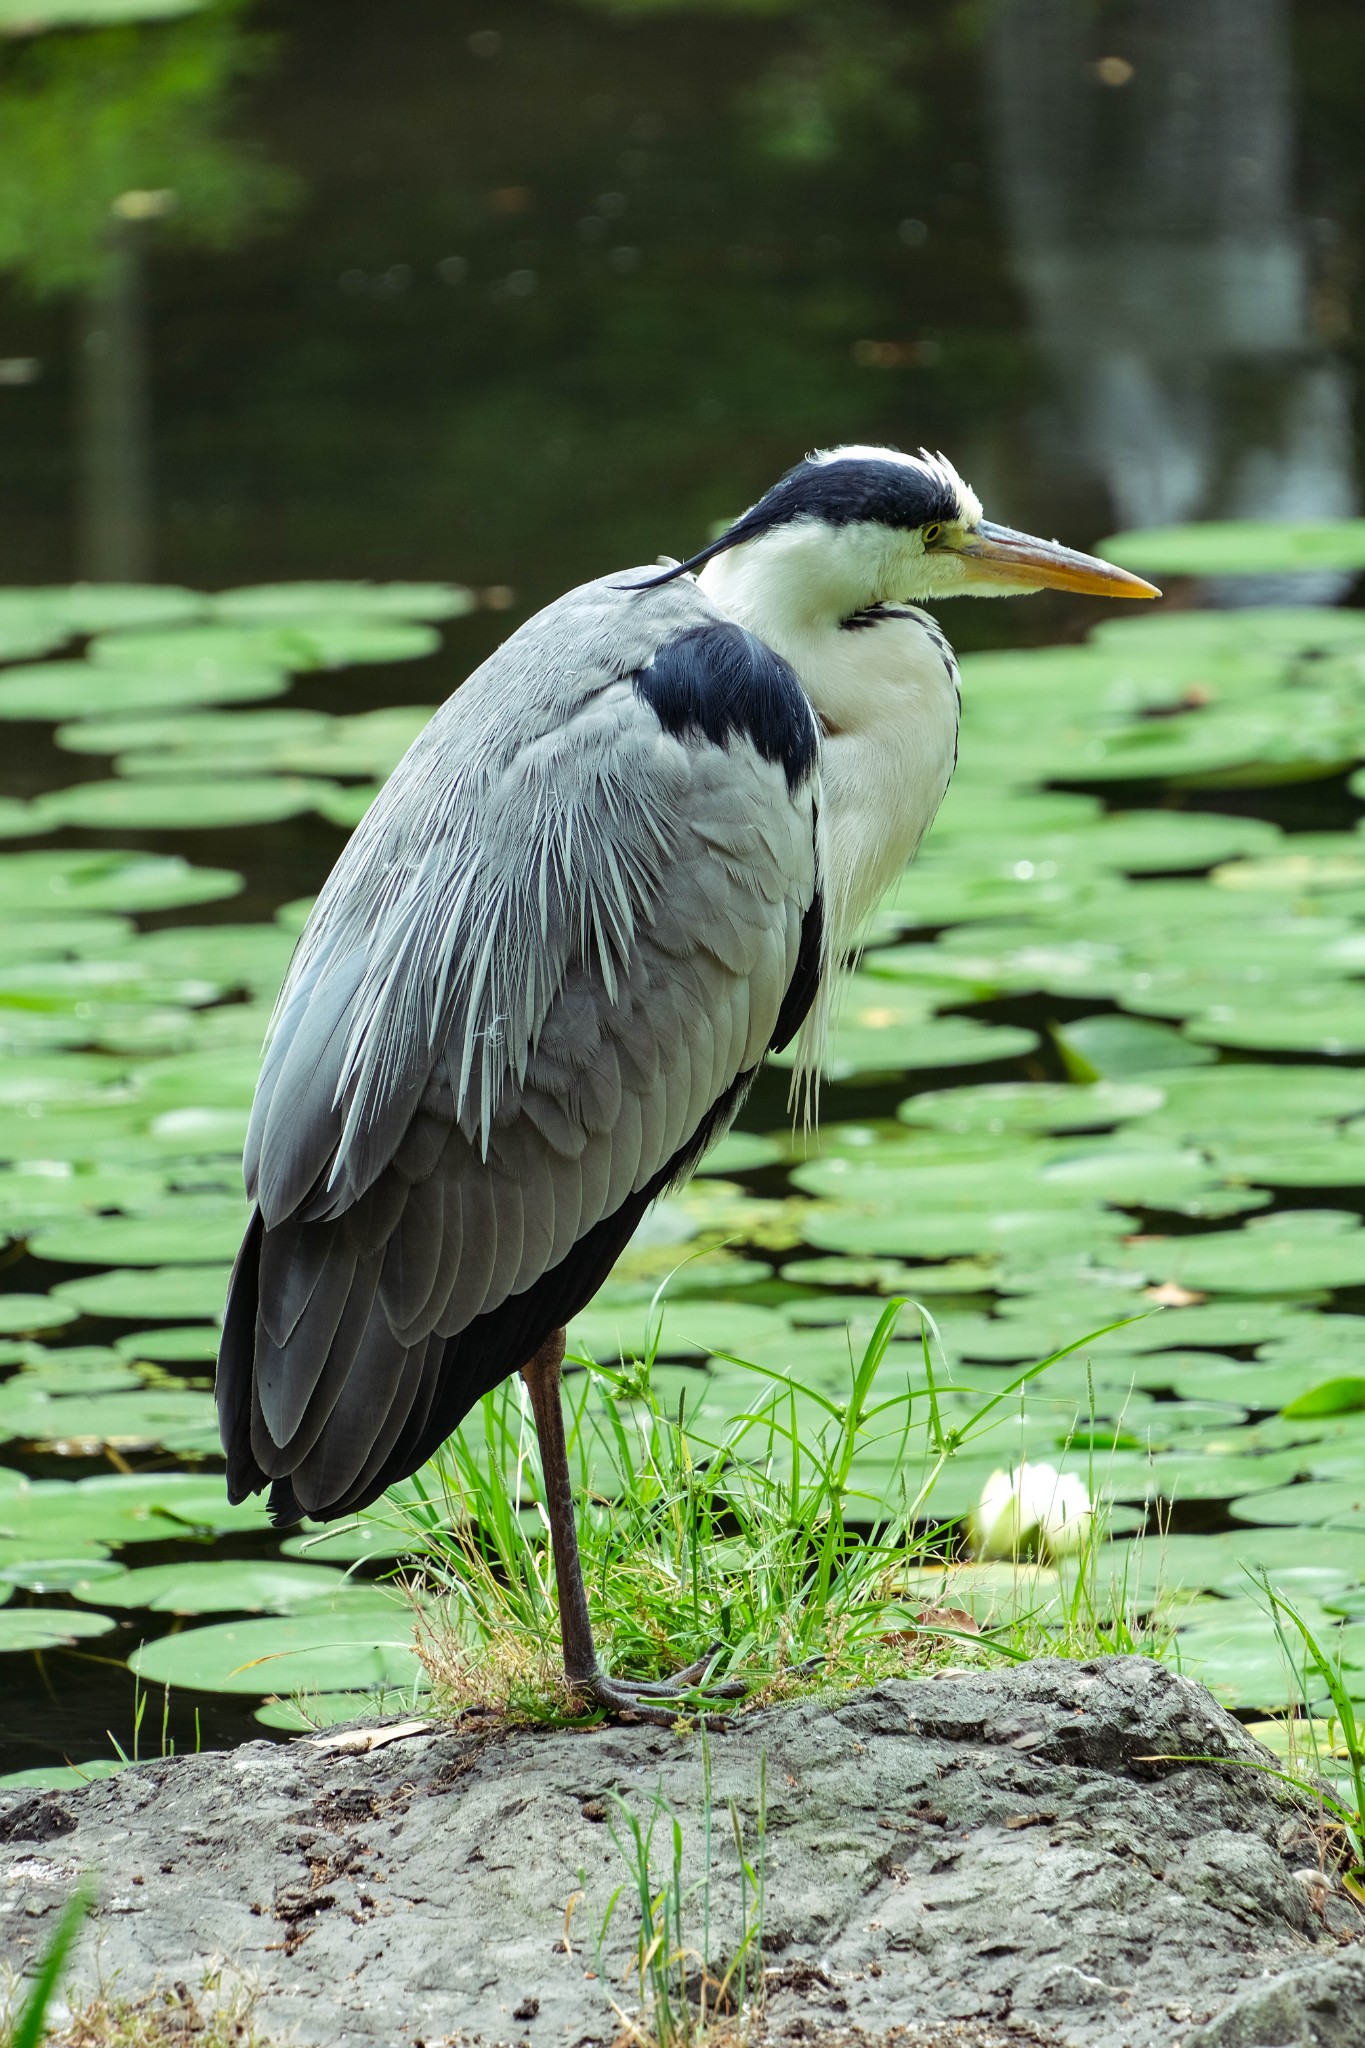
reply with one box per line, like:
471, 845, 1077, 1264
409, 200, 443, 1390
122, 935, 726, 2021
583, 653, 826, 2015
698, 534, 962, 953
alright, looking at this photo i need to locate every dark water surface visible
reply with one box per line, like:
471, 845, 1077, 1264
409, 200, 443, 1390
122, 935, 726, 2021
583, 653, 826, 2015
5, 0, 1363, 609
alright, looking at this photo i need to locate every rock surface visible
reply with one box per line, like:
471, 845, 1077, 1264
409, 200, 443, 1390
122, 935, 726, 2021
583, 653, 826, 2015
1, 1657, 1362, 2046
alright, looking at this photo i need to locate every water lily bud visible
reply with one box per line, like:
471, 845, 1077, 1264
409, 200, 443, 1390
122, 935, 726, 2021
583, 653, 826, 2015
969, 1461, 1092, 1562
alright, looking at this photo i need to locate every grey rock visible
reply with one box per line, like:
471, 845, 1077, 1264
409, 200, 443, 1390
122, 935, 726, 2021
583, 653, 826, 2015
1186, 1952, 1365, 2047
1, 1657, 1360, 2047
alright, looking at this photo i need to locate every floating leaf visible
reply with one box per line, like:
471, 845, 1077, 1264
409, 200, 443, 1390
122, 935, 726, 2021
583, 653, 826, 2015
1282, 1379, 1365, 1420
1158, 1211, 1365, 1298
87, 1560, 351, 1614
253, 1688, 427, 1731
30, 1201, 248, 1268
0, 1383, 218, 1452
0, 1759, 130, 1791
0, 659, 286, 721
1100, 519, 1365, 576
92, 617, 440, 674
36, 777, 342, 833
899, 1080, 1163, 1136
0, 1295, 78, 1335
115, 1325, 220, 1364
279, 1520, 419, 1565
128, 1605, 423, 1694
1052, 1015, 1214, 1081
0, 1606, 115, 1652
0, 849, 241, 916
51, 1264, 231, 1321
211, 582, 473, 622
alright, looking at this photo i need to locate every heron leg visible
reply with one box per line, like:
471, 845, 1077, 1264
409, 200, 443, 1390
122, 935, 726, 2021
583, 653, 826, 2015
520, 1331, 746, 1724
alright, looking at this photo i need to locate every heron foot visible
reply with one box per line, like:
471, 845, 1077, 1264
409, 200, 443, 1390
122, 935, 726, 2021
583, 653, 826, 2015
571, 1651, 749, 1725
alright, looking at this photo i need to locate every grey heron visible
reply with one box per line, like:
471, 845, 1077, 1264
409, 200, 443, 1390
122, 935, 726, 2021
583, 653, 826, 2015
217, 445, 1156, 1719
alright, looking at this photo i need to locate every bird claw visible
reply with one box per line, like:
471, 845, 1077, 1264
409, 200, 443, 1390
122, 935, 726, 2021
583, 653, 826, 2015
571, 1647, 748, 1725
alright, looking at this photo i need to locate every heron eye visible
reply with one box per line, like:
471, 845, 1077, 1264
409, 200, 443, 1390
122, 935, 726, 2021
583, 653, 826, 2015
923, 522, 943, 546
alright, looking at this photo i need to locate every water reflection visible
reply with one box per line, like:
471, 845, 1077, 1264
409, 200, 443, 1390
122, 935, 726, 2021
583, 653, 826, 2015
985, 0, 1355, 588
0, 4, 294, 580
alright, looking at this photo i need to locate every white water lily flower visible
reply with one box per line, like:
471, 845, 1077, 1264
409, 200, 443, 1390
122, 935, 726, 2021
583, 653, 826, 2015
969, 1461, 1093, 1563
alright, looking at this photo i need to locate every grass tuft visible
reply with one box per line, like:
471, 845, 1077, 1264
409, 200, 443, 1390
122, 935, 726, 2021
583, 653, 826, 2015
1, 1951, 268, 2048
391, 1296, 1162, 1721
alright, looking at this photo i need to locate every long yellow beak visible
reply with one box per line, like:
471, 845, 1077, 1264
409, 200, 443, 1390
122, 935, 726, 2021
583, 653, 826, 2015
950, 520, 1161, 599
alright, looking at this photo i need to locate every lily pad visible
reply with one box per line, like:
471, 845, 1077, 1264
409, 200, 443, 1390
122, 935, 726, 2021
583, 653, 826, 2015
0, 1606, 115, 1652
0, 1759, 130, 1791
899, 1081, 1164, 1137
0, 659, 286, 721
1052, 1015, 1214, 1081
253, 1688, 428, 1731
0, 1383, 218, 1453
51, 1264, 232, 1321
0, 1294, 79, 1335
279, 1520, 420, 1565
1156, 1211, 1365, 1297
1100, 519, 1365, 577
115, 1325, 221, 1364
0, 849, 241, 916
92, 617, 440, 674
128, 1605, 424, 1695
30, 1203, 249, 1267
56, 706, 329, 758
87, 1560, 351, 1614
36, 777, 342, 833
211, 581, 474, 621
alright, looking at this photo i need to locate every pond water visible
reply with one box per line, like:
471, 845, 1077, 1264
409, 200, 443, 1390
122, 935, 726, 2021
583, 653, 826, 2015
2, 0, 1365, 1779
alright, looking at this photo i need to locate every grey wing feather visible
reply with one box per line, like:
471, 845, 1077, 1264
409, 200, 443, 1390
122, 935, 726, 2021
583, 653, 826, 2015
223, 568, 820, 1515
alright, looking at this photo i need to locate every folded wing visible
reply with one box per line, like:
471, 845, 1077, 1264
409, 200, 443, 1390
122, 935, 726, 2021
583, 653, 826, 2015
217, 572, 822, 1521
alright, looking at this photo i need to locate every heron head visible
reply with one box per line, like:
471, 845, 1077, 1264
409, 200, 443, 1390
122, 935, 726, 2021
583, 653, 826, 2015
645, 445, 1158, 623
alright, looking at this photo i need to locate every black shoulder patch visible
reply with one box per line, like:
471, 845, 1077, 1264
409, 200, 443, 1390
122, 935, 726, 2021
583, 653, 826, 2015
634, 621, 818, 793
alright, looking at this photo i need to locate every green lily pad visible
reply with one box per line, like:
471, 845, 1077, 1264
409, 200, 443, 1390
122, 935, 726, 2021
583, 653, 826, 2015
112, 706, 434, 784
1052, 1015, 1214, 1081
279, 1520, 421, 1565
129, 926, 294, 998
4, 585, 204, 631
0, 1472, 266, 1551
1230, 1478, 1365, 1529
0, 1294, 78, 1335
0, 849, 241, 916
211, 582, 473, 622
1156, 1211, 1365, 1297
1281, 1378, 1365, 1419
0, 1557, 125, 1594
92, 617, 440, 674
30, 1202, 250, 1267
51, 1264, 231, 1321
0, 1606, 115, 1652
0, 1383, 218, 1452
1184, 996, 1365, 1056
253, 1688, 429, 1731
56, 706, 329, 758
771, 979, 1037, 1079
899, 1081, 1164, 1136
0, 1759, 130, 1790
87, 1560, 351, 1614
128, 1604, 424, 1695
1174, 1609, 1330, 1710
115, 1325, 221, 1364
1100, 519, 1365, 577
0, 659, 286, 721
1128, 1065, 1365, 1141
36, 778, 341, 833
0, 0, 211, 27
